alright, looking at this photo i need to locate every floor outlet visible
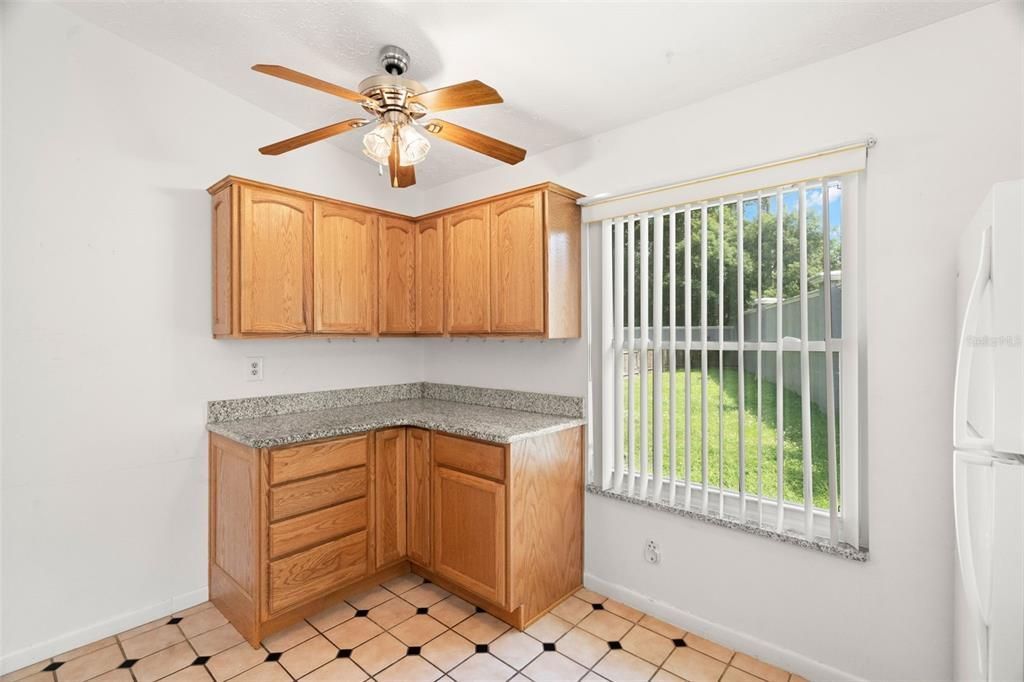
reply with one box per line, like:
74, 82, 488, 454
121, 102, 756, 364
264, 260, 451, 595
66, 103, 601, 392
644, 539, 661, 565
246, 357, 264, 381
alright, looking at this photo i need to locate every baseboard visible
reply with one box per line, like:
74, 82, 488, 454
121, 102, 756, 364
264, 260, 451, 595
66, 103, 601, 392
0, 586, 209, 675
583, 573, 866, 682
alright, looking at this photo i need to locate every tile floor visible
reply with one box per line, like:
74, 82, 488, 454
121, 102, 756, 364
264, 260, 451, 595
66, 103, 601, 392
2, 574, 804, 682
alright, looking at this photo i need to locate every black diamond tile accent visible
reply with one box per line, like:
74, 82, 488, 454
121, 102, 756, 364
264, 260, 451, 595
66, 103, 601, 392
265, 652, 282, 662
407, 646, 421, 656
542, 642, 556, 652
168, 616, 183, 625
608, 641, 622, 650
672, 638, 687, 647
118, 660, 138, 670
42, 663, 64, 672
192, 656, 210, 666
416, 607, 429, 615
592, 603, 605, 610
475, 644, 489, 654
355, 609, 369, 617
423, 579, 431, 584
337, 649, 352, 659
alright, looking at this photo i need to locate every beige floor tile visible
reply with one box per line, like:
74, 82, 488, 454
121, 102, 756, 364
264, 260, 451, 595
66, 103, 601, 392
448, 653, 514, 682
603, 599, 645, 623
375, 655, 443, 682
261, 620, 318, 653
278, 635, 337, 679
351, 633, 407, 675
162, 666, 213, 682
582, 673, 609, 682
555, 627, 609, 668
683, 633, 734, 663
307, 601, 356, 633
299, 657, 367, 682
638, 616, 686, 641
489, 629, 542, 669
346, 586, 394, 611
324, 616, 383, 650
368, 597, 417, 630
662, 647, 728, 682
403, 583, 452, 608
2, 660, 52, 682
551, 596, 593, 624
132, 641, 197, 682
621, 625, 674, 666
722, 666, 764, 682
206, 642, 268, 682
10, 675, 53, 682
190, 623, 245, 657
453, 613, 509, 644
382, 572, 425, 596
228, 661, 290, 682
180, 608, 229, 639
522, 651, 587, 682
89, 670, 132, 682
593, 649, 657, 682
524, 613, 573, 643
173, 602, 216, 619
121, 624, 186, 660
54, 644, 124, 682
575, 588, 607, 604
790, 674, 811, 682
731, 653, 789, 682
53, 637, 117, 662
420, 631, 475, 672
117, 618, 170, 642
428, 596, 476, 627
390, 614, 447, 647
651, 668, 684, 681
577, 610, 632, 642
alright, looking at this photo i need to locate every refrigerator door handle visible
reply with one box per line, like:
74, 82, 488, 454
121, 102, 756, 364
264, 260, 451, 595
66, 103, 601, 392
954, 224, 994, 450
954, 451, 994, 679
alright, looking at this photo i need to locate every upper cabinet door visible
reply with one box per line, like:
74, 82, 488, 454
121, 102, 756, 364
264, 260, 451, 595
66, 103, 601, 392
445, 206, 490, 334
314, 201, 378, 334
415, 219, 444, 335
378, 217, 416, 334
490, 191, 545, 334
239, 185, 313, 334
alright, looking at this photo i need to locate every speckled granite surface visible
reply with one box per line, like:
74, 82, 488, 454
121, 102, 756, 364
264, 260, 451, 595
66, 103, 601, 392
207, 398, 585, 448
421, 382, 583, 418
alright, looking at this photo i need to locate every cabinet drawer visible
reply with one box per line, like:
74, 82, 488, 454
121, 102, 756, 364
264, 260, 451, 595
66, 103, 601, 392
433, 433, 505, 482
269, 498, 367, 559
269, 435, 368, 485
268, 530, 367, 614
270, 467, 366, 521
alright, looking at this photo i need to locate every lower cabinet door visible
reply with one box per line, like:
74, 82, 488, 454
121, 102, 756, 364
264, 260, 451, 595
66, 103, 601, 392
268, 530, 367, 614
407, 429, 432, 567
374, 429, 407, 569
432, 466, 506, 606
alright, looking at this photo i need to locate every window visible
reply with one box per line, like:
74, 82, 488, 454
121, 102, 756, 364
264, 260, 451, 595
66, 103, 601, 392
590, 145, 867, 550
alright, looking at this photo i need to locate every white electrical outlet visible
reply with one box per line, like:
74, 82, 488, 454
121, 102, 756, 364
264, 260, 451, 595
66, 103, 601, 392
644, 539, 661, 565
246, 357, 264, 382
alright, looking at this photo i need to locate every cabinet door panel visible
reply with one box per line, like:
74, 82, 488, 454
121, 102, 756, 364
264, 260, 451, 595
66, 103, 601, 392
407, 429, 431, 567
268, 531, 367, 614
314, 201, 377, 334
374, 429, 407, 568
379, 217, 416, 334
490, 191, 545, 334
239, 186, 312, 333
416, 219, 444, 334
444, 207, 490, 333
432, 466, 506, 606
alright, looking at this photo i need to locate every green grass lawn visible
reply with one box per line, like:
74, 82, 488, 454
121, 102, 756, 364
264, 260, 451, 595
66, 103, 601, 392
623, 365, 836, 509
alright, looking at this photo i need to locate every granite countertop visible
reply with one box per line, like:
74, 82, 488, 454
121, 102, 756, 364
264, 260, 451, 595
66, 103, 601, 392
207, 397, 586, 448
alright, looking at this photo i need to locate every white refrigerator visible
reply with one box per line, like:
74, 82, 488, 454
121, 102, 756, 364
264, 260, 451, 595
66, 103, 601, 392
954, 179, 1024, 681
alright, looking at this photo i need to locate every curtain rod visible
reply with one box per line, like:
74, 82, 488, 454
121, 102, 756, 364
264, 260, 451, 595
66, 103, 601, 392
577, 136, 877, 208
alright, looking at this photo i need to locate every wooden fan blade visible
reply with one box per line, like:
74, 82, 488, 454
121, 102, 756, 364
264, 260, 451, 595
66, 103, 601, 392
259, 118, 369, 156
387, 133, 416, 188
252, 64, 368, 104
410, 80, 502, 113
423, 120, 526, 165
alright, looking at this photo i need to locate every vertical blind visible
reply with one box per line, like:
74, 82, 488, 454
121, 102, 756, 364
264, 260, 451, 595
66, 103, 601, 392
590, 143, 867, 548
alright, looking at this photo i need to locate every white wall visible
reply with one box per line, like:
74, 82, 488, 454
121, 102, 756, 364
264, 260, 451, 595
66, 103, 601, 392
0, 2, 426, 668
420, 3, 1024, 680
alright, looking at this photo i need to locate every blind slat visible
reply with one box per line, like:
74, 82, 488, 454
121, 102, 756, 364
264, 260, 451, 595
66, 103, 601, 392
799, 184, 814, 538
612, 217, 625, 492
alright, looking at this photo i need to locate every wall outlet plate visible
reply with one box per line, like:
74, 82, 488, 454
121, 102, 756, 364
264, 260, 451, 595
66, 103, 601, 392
246, 356, 264, 382
644, 539, 661, 565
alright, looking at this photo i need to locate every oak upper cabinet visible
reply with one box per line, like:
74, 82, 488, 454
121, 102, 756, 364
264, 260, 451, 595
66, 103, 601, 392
314, 201, 378, 335
373, 429, 407, 569
490, 191, 545, 334
444, 205, 490, 334
415, 219, 444, 335
406, 428, 432, 567
379, 217, 416, 334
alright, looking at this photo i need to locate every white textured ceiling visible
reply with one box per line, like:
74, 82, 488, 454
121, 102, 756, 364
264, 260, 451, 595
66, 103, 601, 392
63, 0, 987, 189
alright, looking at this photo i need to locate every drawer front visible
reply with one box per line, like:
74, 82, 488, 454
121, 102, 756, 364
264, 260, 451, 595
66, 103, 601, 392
269, 498, 367, 559
433, 433, 506, 482
269, 434, 369, 485
269, 530, 367, 614
270, 467, 366, 521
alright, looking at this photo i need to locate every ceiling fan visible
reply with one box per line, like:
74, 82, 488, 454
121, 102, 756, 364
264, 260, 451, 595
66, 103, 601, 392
252, 46, 526, 189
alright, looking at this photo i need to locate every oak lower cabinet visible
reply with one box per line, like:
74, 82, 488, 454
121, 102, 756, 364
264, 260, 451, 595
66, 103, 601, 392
209, 424, 583, 645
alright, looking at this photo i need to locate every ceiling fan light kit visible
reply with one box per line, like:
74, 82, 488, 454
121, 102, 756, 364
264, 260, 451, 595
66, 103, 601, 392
252, 45, 526, 188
